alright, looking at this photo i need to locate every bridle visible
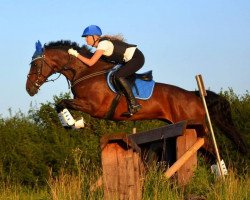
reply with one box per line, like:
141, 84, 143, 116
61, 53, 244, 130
28, 49, 113, 91
27, 53, 73, 90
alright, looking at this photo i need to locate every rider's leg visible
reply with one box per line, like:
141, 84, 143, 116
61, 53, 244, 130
114, 49, 145, 116
116, 76, 141, 116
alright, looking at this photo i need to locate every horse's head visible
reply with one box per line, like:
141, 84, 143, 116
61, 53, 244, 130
26, 40, 88, 96
26, 40, 114, 96
26, 40, 48, 96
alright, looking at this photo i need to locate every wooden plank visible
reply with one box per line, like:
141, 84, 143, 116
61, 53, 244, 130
133, 149, 145, 200
127, 149, 136, 200
164, 137, 204, 178
129, 121, 187, 145
176, 129, 197, 185
116, 143, 128, 199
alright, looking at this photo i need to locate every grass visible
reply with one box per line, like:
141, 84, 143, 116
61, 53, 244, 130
0, 160, 248, 200
185, 167, 249, 200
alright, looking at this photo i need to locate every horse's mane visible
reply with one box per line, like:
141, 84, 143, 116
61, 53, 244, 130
43, 40, 114, 70
44, 40, 93, 57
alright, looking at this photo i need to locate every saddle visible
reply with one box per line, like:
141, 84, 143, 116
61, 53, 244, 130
107, 65, 155, 100
105, 65, 155, 119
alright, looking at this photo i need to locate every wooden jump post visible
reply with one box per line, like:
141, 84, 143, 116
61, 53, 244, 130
100, 133, 145, 200
100, 120, 206, 199
195, 74, 225, 179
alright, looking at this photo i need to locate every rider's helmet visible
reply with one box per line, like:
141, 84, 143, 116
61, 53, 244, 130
82, 25, 102, 37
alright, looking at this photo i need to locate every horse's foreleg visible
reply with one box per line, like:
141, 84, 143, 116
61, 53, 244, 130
200, 136, 217, 164
56, 98, 94, 112
55, 99, 88, 129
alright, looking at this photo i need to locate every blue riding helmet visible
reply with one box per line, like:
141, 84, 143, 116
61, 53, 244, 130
82, 25, 102, 37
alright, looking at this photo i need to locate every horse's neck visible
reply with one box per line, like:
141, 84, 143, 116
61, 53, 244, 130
70, 60, 114, 80
52, 49, 114, 83
62, 62, 86, 82
56, 56, 87, 82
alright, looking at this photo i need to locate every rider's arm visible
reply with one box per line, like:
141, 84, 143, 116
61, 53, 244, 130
77, 49, 104, 67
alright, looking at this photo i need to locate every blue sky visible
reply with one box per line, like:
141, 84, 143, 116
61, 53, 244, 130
0, 0, 249, 117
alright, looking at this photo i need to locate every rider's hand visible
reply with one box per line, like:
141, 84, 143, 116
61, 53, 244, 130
68, 48, 79, 57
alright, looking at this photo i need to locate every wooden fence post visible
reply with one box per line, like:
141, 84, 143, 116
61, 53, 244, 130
101, 134, 145, 200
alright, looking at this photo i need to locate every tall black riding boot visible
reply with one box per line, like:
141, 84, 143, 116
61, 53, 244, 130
116, 77, 142, 117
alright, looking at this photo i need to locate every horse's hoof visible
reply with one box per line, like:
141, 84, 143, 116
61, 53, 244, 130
121, 105, 142, 117
63, 126, 72, 130
73, 117, 85, 129
121, 112, 133, 118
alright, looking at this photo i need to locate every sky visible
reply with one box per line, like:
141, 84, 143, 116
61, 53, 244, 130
0, 0, 249, 118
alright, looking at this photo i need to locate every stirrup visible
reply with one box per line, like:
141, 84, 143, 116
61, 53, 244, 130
121, 104, 142, 117
130, 104, 142, 113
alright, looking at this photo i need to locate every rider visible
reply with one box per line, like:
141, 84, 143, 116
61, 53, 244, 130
68, 25, 145, 117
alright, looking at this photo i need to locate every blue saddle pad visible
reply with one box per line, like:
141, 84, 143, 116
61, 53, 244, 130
107, 65, 155, 100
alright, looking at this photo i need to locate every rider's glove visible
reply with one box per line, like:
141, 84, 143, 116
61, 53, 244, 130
68, 48, 79, 57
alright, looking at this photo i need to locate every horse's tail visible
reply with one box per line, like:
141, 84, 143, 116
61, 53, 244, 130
194, 90, 248, 154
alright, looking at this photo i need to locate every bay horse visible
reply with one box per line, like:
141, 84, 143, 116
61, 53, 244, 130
26, 40, 247, 155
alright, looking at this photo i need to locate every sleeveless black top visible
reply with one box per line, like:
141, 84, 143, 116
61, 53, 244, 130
99, 37, 137, 64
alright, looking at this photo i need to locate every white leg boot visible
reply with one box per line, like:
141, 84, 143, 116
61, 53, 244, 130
58, 109, 85, 129
58, 108, 75, 127
211, 159, 228, 176
73, 117, 85, 129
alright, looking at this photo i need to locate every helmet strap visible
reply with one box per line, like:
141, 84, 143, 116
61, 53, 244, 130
91, 36, 99, 47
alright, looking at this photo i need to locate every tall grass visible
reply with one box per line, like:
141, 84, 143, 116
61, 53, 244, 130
142, 163, 184, 200
0, 182, 48, 200
185, 164, 249, 200
46, 147, 103, 200
0, 161, 248, 200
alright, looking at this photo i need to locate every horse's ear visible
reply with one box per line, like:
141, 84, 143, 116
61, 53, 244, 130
35, 40, 43, 53
32, 40, 44, 59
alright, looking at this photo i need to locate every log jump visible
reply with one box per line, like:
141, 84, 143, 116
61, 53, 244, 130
100, 120, 206, 199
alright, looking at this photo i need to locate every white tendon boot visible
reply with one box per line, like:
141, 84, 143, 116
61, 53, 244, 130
58, 108, 75, 127
211, 159, 228, 176
73, 117, 85, 129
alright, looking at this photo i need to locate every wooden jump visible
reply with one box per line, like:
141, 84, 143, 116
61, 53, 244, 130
100, 120, 206, 199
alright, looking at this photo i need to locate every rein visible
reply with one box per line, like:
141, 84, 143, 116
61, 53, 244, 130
71, 69, 110, 88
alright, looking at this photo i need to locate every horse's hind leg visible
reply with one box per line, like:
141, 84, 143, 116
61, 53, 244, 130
213, 120, 247, 154
206, 92, 248, 154
193, 131, 216, 165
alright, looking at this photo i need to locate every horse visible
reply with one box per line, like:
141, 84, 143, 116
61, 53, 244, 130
26, 40, 247, 155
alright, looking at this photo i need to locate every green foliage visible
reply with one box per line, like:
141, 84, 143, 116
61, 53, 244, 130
220, 88, 250, 133
0, 88, 249, 193
0, 99, 101, 186
217, 89, 250, 173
